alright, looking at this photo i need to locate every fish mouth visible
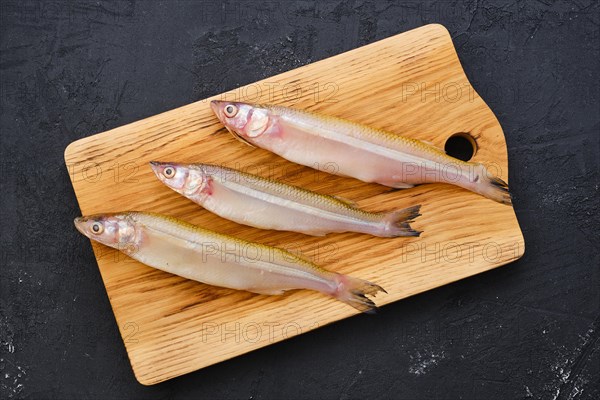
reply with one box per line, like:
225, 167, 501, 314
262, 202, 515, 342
73, 216, 88, 236
210, 100, 221, 116
149, 161, 165, 176
210, 100, 227, 122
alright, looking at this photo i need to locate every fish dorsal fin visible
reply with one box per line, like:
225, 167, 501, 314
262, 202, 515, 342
331, 195, 358, 207
226, 127, 256, 148
419, 139, 446, 153
285, 249, 319, 264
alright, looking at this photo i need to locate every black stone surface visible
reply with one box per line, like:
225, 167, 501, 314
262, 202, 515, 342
1, 1, 598, 399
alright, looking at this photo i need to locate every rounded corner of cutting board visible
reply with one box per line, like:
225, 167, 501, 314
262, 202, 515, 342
64, 139, 80, 164
131, 365, 159, 386
423, 22, 452, 37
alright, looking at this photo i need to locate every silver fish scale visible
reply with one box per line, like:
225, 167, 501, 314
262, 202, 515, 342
202, 164, 383, 223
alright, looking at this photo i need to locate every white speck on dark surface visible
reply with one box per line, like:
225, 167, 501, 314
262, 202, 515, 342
408, 350, 446, 376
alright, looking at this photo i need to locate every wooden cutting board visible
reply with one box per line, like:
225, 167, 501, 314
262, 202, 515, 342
64, 24, 524, 385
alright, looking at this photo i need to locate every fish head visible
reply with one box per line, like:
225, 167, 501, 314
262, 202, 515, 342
210, 100, 272, 146
150, 161, 208, 196
74, 213, 137, 249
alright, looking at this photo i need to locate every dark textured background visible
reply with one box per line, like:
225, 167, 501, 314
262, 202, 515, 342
1, 1, 599, 399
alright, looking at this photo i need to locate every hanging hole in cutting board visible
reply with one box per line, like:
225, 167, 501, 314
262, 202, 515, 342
444, 132, 477, 161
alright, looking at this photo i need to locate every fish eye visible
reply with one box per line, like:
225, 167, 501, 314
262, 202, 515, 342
163, 166, 176, 178
91, 222, 104, 235
224, 104, 238, 118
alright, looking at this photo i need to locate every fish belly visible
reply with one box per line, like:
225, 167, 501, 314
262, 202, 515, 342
203, 181, 370, 236
268, 127, 445, 187
131, 226, 333, 294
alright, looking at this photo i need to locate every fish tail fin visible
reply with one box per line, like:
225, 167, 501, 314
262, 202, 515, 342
379, 205, 422, 237
332, 274, 387, 314
471, 163, 512, 205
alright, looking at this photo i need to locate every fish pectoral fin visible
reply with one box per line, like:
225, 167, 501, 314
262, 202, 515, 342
389, 182, 415, 189
226, 127, 257, 148
250, 288, 288, 296
298, 230, 328, 237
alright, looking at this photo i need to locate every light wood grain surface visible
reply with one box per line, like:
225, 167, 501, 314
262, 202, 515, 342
64, 24, 525, 385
